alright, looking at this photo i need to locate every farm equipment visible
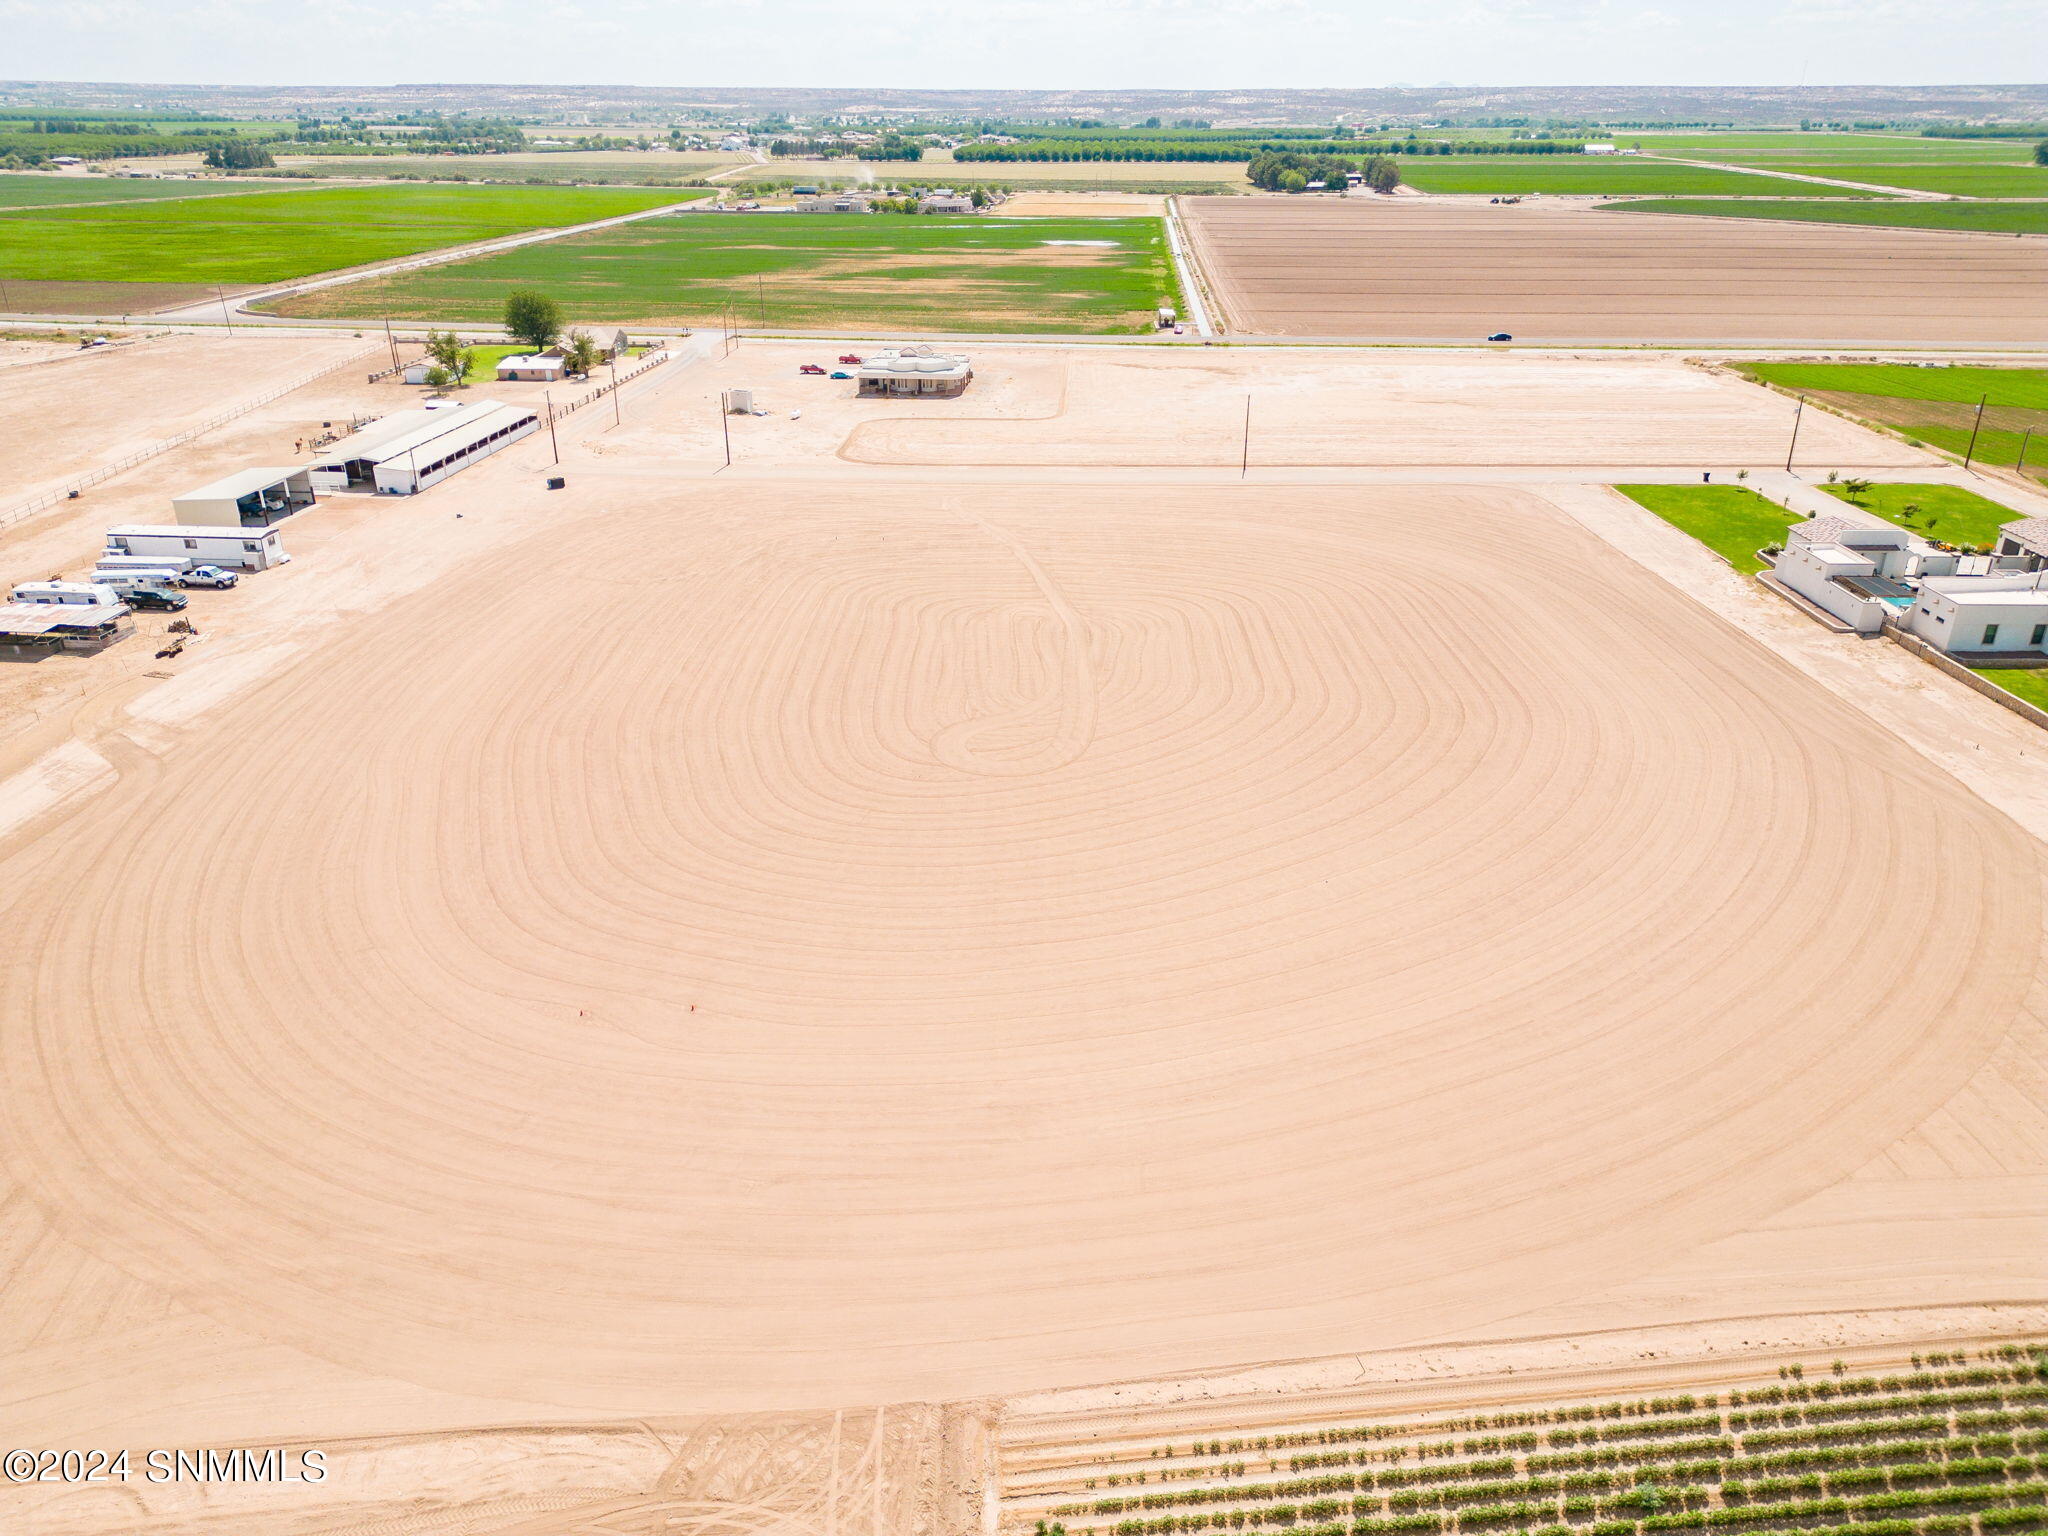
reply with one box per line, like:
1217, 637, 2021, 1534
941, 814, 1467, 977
799, 364, 827, 376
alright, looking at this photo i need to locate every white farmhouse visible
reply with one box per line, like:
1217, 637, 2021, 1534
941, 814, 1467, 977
1770, 519, 1961, 633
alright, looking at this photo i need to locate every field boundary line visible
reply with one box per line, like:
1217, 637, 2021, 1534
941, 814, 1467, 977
0, 338, 384, 533
1645, 155, 1952, 201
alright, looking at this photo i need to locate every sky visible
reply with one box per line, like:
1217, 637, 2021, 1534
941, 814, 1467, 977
4, 0, 2044, 90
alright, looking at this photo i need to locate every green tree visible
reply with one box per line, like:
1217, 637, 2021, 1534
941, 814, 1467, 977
1280, 169, 1308, 192
2036, 140, 2048, 166
560, 329, 604, 376
422, 363, 454, 390
203, 139, 275, 170
503, 289, 564, 352
423, 328, 474, 386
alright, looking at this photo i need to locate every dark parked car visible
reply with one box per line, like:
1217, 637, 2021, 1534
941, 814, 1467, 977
1487, 332, 1513, 342
125, 587, 189, 611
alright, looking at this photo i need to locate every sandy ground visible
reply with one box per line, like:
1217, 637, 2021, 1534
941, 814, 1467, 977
2, 344, 2045, 1535
0, 332, 374, 515
1183, 196, 2048, 344
658, 342, 1931, 471
987, 193, 1168, 218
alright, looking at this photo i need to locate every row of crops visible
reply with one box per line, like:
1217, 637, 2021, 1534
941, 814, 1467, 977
1039, 1348, 2048, 1536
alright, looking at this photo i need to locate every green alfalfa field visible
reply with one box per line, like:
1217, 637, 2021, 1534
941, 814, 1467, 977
263, 212, 1184, 334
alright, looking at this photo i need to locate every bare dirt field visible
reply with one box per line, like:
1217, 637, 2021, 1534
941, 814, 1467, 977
737, 345, 1919, 470
988, 192, 1168, 218
1182, 196, 2048, 344
0, 331, 374, 513
2, 344, 2045, 1536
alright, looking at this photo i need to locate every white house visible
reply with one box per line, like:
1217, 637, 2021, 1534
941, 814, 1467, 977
1906, 572, 2048, 655
1583, 143, 1617, 154
1771, 520, 1959, 633
855, 350, 972, 398
495, 353, 566, 383
169, 466, 315, 528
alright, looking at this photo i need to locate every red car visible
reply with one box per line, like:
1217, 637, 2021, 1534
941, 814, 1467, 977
838, 354, 864, 365
799, 364, 827, 375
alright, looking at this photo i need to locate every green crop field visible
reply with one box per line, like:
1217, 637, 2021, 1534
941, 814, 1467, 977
1393, 160, 1884, 196
270, 151, 742, 185
0, 183, 704, 287
1046, 1348, 2048, 1536
0, 173, 304, 208
264, 212, 1182, 334
1615, 484, 1802, 573
1737, 365, 2048, 412
1819, 483, 2024, 547
1626, 133, 2035, 163
1733, 364, 2048, 473
1755, 164, 2048, 197
1604, 199, 2048, 235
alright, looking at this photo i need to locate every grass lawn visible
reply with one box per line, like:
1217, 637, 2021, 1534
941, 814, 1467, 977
1736, 363, 2048, 411
1819, 482, 2022, 547
0, 184, 705, 286
1615, 484, 1801, 574
1604, 198, 2048, 236
265, 212, 1182, 334
1971, 667, 2048, 711
1756, 162, 2048, 197
0, 173, 305, 208
1394, 159, 1887, 196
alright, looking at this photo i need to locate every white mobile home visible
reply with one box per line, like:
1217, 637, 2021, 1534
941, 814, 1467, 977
104, 524, 290, 571
370, 404, 541, 495
169, 466, 315, 528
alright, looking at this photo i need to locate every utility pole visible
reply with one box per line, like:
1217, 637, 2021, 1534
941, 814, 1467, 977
757, 274, 767, 328
215, 285, 235, 335
1963, 394, 1988, 470
2019, 430, 2033, 475
1240, 393, 1251, 479
719, 393, 732, 469
545, 390, 560, 464
1784, 395, 1805, 473
384, 316, 399, 370
609, 357, 622, 426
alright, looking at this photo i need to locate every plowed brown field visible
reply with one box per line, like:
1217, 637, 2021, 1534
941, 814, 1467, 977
1181, 196, 2048, 344
3, 473, 2042, 1426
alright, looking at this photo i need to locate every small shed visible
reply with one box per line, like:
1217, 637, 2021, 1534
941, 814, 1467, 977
918, 193, 976, 214
170, 466, 315, 528
401, 360, 437, 385
496, 353, 566, 383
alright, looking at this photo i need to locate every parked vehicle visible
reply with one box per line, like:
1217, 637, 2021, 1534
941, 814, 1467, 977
124, 587, 189, 612
10, 580, 118, 606
177, 565, 239, 589
91, 570, 185, 598
1487, 332, 1513, 342
799, 364, 827, 375
96, 554, 196, 576
838, 354, 864, 365
830, 370, 853, 380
